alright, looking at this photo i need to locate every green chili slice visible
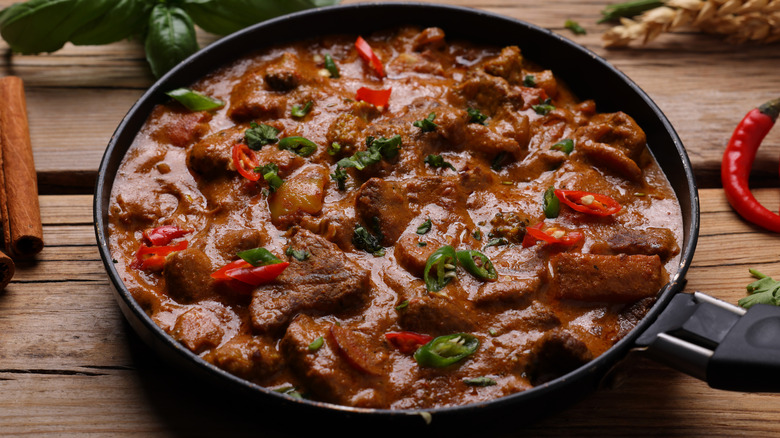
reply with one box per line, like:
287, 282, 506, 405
237, 247, 282, 267
423, 245, 457, 292
543, 186, 560, 218
308, 336, 324, 352
278, 136, 318, 157
413, 333, 479, 367
166, 88, 224, 112
456, 250, 498, 281
551, 138, 574, 154
291, 101, 313, 118
324, 53, 340, 78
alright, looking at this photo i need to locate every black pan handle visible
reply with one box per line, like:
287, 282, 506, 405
635, 292, 780, 392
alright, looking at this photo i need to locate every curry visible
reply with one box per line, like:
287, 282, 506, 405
108, 26, 682, 409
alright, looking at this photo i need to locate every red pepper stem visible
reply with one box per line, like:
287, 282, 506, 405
758, 98, 780, 122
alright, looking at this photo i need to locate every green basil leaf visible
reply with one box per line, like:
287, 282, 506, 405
144, 4, 199, 78
237, 247, 282, 266
181, 0, 339, 36
0, 0, 114, 54
166, 88, 224, 112
70, 0, 150, 46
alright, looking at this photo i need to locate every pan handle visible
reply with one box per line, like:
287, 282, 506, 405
635, 291, 780, 392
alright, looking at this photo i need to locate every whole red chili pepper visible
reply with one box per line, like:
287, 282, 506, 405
721, 98, 780, 232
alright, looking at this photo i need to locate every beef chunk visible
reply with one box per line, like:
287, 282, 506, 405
172, 306, 225, 354
549, 253, 666, 303
398, 294, 476, 336
471, 278, 540, 307
150, 105, 212, 147
575, 112, 647, 181
212, 228, 267, 262
250, 228, 371, 333
205, 334, 283, 381
394, 233, 442, 278
526, 330, 593, 385
264, 52, 302, 91
187, 127, 243, 178
483, 46, 524, 84
111, 188, 178, 227
281, 314, 389, 407
616, 296, 656, 340
448, 71, 523, 115
164, 248, 215, 303
411, 27, 446, 51
355, 178, 413, 246
590, 227, 680, 261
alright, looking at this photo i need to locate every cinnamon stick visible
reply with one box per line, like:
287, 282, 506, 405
0, 76, 43, 257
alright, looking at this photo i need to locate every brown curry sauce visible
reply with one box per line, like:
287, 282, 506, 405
108, 27, 682, 409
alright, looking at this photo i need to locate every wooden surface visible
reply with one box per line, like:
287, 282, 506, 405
0, 0, 779, 436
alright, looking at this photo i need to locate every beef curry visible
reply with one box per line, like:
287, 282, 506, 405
108, 26, 682, 409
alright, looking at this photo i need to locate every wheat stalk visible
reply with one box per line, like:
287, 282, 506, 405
602, 0, 780, 47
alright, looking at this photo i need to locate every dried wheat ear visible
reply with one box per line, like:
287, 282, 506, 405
602, 0, 780, 47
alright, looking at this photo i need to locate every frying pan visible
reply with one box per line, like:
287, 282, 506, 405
93, 2, 780, 431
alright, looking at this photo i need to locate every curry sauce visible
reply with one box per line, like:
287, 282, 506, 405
108, 27, 682, 409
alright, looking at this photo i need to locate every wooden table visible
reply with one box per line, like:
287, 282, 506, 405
1, 0, 779, 436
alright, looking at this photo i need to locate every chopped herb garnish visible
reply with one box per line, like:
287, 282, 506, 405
551, 138, 574, 154
464, 376, 497, 387
308, 336, 324, 352
395, 300, 409, 311
333, 135, 402, 189
331, 166, 348, 190
286, 246, 310, 261
418, 242, 428, 247
473, 229, 482, 241
291, 101, 313, 118
488, 328, 498, 336
245, 122, 279, 150
532, 98, 555, 115
523, 75, 536, 87
483, 237, 508, 249
467, 107, 488, 125
424, 154, 456, 171
491, 151, 509, 171
328, 142, 342, 156
166, 88, 224, 112
278, 136, 318, 157
353, 224, 385, 257
413, 112, 438, 132
417, 218, 432, 235
564, 19, 587, 35
543, 186, 560, 218
634, 192, 647, 197
324, 53, 340, 78
256, 163, 284, 192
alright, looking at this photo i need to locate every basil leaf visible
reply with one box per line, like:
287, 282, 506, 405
70, 0, 150, 46
237, 247, 282, 266
0, 0, 114, 54
166, 88, 224, 112
144, 4, 199, 78
245, 122, 279, 150
181, 0, 339, 36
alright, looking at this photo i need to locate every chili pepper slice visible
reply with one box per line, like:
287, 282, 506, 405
384, 331, 434, 354
543, 186, 560, 218
522, 222, 583, 248
413, 333, 479, 368
423, 245, 457, 292
355, 86, 392, 108
231, 143, 260, 181
554, 189, 621, 216
132, 240, 188, 270
237, 247, 282, 266
721, 98, 780, 232
142, 225, 191, 246
355, 36, 385, 78
455, 250, 498, 281
211, 259, 290, 286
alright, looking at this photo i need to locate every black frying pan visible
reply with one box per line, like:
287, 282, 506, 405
93, 2, 780, 431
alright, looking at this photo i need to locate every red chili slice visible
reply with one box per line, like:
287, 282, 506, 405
355, 36, 385, 78
142, 225, 192, 246
355, 86, 392, 108
522, 222, 583, 248
231, 143, 260, 181
211, 259, 289, 287
385, 331, 433, 355
132, 240, 189, 270
554, 189, 621, 216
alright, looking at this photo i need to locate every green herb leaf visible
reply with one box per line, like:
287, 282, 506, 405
324, 53, 340, 78
285, 246, 310, 261
291, 101, 313, 118
70, 0, 151, 46
551, 138, 574, 154
483, 237, 508, 249
532, 98, 555, 115
166, 88, 224, 112
413, 112, 438, 132
237, 247, 282, 267
418, 241, 427, 247
353, 224, 384, 257
424, 154, 456, 171
467, 107, 488, 125
336, 135, 402, 171
473, 229, 482, 241
564, 19, 586, 35
256, 162, 284, 192
543, 186, 560, 218
278, 136, 318, 157
491, 151, 509, 171
463, 376, 497, 386
245, 122, 279, 150
308, 336, 324, 352
417, 218, 432, 235
395, 300, 409, 311
331, 166, 348, 190
739, 269, 780, 309
145, 4, 199, 78
522, 74, 536, 87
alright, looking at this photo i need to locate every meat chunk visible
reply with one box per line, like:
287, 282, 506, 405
263, 52, 302, 91
483, 46, 524, 84
526, 330, 593, 385
549, 253, 666, 303
150, 105, 212, 147
411, 27, 446, 51
205, 334, 283, 381
398, 294, 477, 336
326, 113, 369, 156
471, 278, 540, 307
211, 228, 267, 262
172, 306, 225, 354
163, 248, 215, 303
590, 227, 680, 261
187, 127, 243, 178
394, 233, 441, 278
250, 228, 371, 333
281, 314, 389, 408
575, 112, 647, 180
355, 178, 413, 246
